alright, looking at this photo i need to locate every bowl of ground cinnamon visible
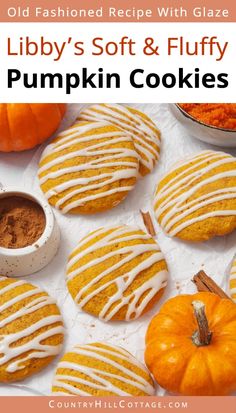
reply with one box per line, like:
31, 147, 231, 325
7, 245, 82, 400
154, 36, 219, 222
0, 188, 60, 277
170, 103, 236, 147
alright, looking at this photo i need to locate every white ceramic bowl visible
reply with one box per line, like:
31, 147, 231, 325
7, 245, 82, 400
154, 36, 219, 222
170, 104, 236, 147
0, 187, 60, 277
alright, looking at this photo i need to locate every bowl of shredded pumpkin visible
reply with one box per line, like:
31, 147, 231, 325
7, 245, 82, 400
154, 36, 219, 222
171, 104, 236, 147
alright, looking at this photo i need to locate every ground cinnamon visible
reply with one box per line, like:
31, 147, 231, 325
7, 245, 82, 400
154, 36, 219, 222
0, 196, 46, 249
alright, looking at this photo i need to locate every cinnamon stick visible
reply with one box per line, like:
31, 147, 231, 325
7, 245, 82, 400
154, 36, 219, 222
140, 210, 156, 236
192, 270, 231, 300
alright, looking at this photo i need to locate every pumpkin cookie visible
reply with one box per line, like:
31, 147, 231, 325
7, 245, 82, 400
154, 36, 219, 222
77, 104, 161, 176
154, 150, 236, 242
0, 276, 64, 383
38, 121, 139, 214
229, 255, 236, 302
52, 342, 155, 396
66, 225, 168, 321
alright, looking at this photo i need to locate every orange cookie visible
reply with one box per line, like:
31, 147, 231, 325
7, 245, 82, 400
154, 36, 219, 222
38, 121, 139, 214
52, 342, 155, 396
78, 104, 161, 176
66, 225, 168, 321
154, 150, 236, 242
0, 276, 64, 383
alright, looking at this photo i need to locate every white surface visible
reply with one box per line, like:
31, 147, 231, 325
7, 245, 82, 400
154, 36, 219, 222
0, 103, 235, 396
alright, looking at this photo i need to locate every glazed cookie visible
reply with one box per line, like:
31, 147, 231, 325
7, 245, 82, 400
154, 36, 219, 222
229, 255, 236, 302
52, 342, 155, 396
154, 150, 236, 242
66, 225, 168, 321
38, 121, 139, 214
77, 104, 161, 176
0, 277, 64, 383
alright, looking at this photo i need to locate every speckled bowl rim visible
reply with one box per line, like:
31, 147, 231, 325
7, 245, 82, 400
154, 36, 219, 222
175, 104, 236, 134
0, 187, 55, 256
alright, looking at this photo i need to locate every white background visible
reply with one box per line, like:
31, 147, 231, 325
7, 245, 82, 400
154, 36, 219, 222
0, 23, 235, 102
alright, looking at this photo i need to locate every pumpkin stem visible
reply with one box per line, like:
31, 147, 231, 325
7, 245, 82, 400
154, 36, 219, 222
192, 300, 212, 346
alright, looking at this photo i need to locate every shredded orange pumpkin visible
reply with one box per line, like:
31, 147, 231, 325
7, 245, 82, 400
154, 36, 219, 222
179, 104, 236, 130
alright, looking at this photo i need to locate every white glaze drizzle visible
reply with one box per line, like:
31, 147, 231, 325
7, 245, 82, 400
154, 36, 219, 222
38, 121, 138, 213
66, 226, 168, 321
52, 343, 154, 396
229, 257, 236, 301
78, 104, 160, 172
154, 150, 236, 237
0, 277, 64, 373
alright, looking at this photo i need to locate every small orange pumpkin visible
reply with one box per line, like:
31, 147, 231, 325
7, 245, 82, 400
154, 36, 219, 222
145, 292, 236, 395
0, 103, 66, 152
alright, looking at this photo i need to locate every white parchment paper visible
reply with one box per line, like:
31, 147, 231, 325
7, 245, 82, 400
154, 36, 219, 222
0, 103, 235, 396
